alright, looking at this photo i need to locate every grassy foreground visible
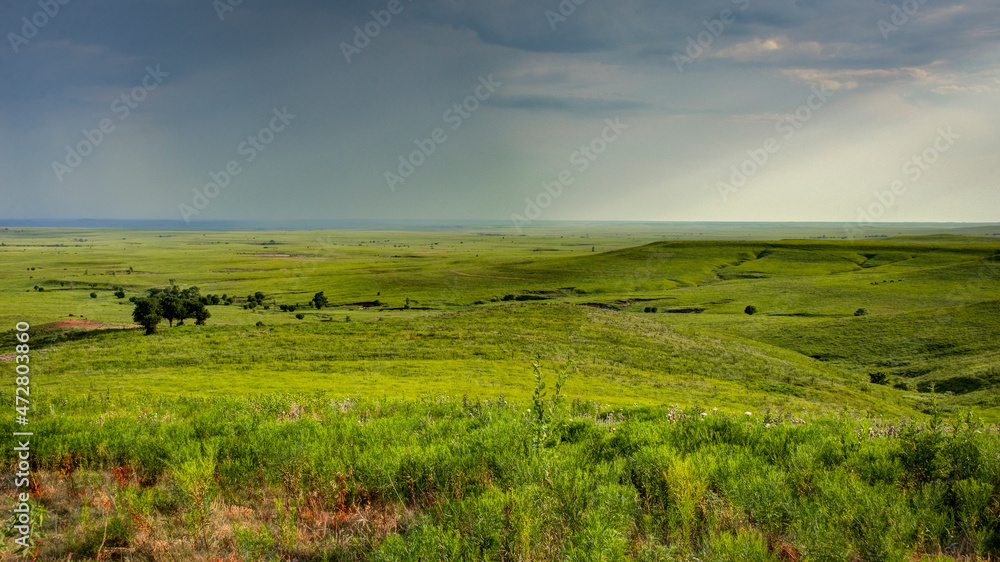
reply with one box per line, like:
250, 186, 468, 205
2, 389, 998, 560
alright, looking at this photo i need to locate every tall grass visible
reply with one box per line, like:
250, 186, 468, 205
2, 391, 997, 560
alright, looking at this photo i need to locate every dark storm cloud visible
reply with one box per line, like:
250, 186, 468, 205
410, 0, 1000, 71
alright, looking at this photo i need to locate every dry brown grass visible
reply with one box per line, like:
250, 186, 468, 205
2, 469, 419, 561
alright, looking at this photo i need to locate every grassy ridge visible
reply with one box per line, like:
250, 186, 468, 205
10, 303, 903, 416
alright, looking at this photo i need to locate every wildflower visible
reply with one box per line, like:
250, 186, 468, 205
700, 412, 707, 417
745, 411, 752, 416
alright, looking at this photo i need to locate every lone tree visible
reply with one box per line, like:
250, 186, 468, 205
132, 297, 163, 335
312, 291, 328, 310
131, 285, 212, 334
744, 305, 758, 315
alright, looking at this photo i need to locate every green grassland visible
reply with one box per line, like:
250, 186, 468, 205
1, 227, 998, 420
1, 225, 999, 560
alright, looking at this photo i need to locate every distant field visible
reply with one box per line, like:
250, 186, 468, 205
1, 227, 999, 419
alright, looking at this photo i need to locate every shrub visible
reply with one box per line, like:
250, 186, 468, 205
90, 292, 97, 298
312, 291, 328, 310
745, 305, 758, 315
708, 529, 779, 562
295, 314, 305, 320
855, 308, 870, 316
869, 371, 889, 385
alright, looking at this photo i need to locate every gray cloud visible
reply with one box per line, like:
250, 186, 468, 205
1, 0, 998, 223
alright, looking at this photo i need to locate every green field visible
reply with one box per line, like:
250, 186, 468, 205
1, 226, 999, 560
2, 226, 999, 419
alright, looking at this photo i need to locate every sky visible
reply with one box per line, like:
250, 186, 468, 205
1, 0, 998, 226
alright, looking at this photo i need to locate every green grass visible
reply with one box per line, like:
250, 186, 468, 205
2, 226, 999, 558
3, 228, 998, 418
7, 303, 901, 417
1, 392, 997, 560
